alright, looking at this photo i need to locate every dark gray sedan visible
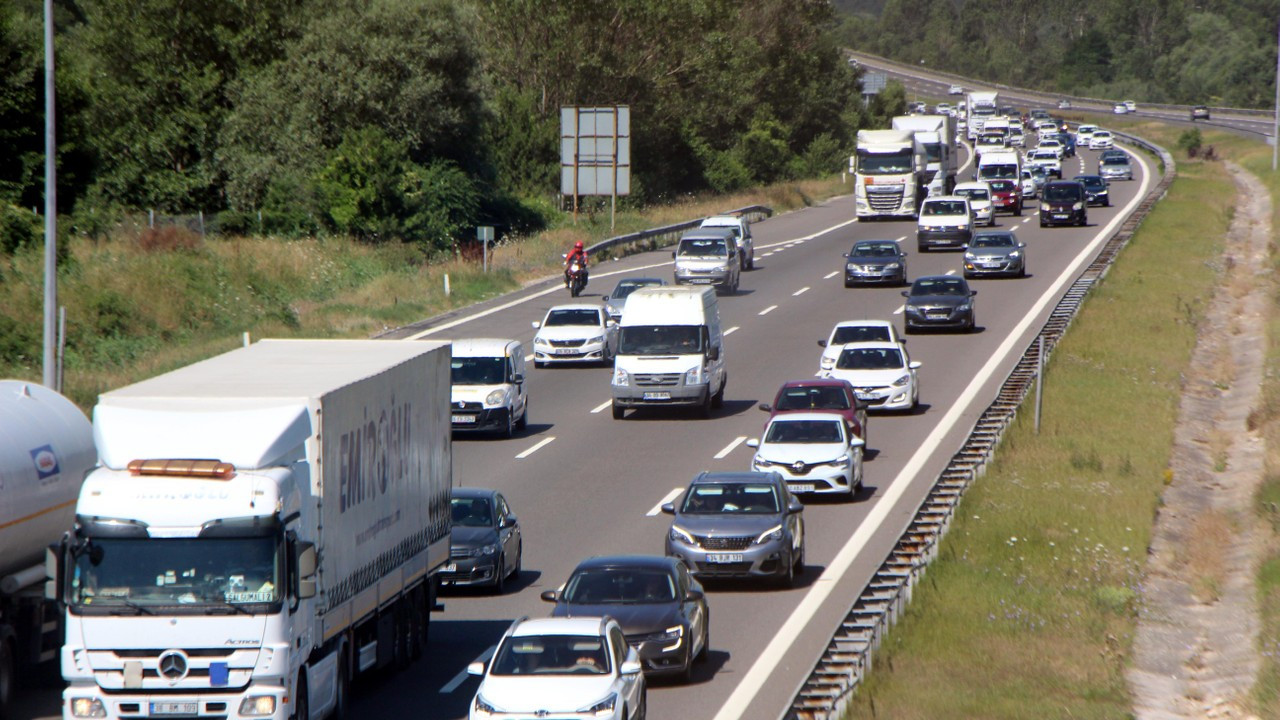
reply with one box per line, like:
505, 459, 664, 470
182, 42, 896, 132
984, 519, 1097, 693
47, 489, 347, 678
662, 471, 805, 587
1074, 175, 1110, 206
603, 277, 666, 322
543, 555, 709, 682
964, 232, 1027, 279
441, 487, 522, 593
843, 239, 908, 287
902, 275, 977, 332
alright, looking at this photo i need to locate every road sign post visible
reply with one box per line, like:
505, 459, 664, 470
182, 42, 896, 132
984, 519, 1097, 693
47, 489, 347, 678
478, 226, 494, 272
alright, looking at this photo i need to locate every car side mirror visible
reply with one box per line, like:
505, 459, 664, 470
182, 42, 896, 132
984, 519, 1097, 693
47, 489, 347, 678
671, 251, 677, 259
970, 290, 978, 297
745, 438, 760, 448
621, 649, 642, 675
500, 514, 517, 528
540, 590, 558, 603
854, 398, 870, 411
606, 319, 616, 328
788, 499, 804, 514
512, 373, 525, 385
901, 291, 910, 298
686, 588, 704, 602
467, 661, 486, 676
708, 346, 720, 361
660, 502, 676, 515
842, 253, 850, 259
758, 403, 772, 412
909, 361, 923, 369
531, 321, 541, 329
850, 437, 866, 449
817, 339, 827, 348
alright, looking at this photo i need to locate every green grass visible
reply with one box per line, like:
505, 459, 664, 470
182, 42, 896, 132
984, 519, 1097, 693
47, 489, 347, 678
844, 139, 1235, 719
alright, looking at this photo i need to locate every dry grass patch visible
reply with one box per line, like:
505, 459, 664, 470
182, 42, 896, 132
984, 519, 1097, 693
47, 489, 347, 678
1182, 509, 1234, 603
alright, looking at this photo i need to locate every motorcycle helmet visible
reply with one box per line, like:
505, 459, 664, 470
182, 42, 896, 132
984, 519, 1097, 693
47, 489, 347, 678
574, 241, 584, 250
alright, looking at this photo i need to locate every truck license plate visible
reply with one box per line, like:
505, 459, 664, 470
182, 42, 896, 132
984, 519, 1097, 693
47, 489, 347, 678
643, 392, 671, 400
150, 702, 198, 715
452, 415, 476, 424
706, 553, 744, 563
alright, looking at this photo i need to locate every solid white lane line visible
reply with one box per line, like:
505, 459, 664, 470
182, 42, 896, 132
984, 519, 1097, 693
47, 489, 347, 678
441, 646, 495, 693
646, 487, 684, 516
515, 437, 555, 459
824, 271, 840, 280
590, 400, 612, 414
724, 326, 740, 336
759, 305, 778, 316
714, 436, 749, 460
710, 141, 1157, 720
793, 287, 810, 296
892, 305, 905, 315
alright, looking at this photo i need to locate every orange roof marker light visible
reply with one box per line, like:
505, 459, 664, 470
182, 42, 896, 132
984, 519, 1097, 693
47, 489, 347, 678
126, 458, 236, 480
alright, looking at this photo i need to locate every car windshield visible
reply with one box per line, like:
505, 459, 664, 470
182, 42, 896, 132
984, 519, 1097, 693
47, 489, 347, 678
989, 180, 1016, 192
451, 497, 493, 528
1032, 151, 1055, 160
1094, 132, 1112, 138
837, 347, 905, 371
70, 536, 281, 613
1043, 185, 1081, 202
776, 386, 851, 411
562, 568, 676, 605
979, 135, 1003, 145
610, 280, 660, 300
678, 238, 727, 257
618, 325, 703, 355
911, 277, 969, 296
1103, 157, 1129, 166
831, 325, 891, 344
923, 201, 966, 216
452, 356, 507, 385
765, 419, 844, 444
545, 309, 600, 327
1075, 177, 1104, 189
972, 234, 1016, 248
704, 223, 742, 238
850, 243, 899, 258
857, 149, 913, 174
490, 634, 610, 676
956, 188, 989, 201
681, 482, 780, 514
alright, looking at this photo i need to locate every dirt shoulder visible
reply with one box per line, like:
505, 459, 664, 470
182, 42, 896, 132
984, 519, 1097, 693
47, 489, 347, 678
1128, 161, 1273, 720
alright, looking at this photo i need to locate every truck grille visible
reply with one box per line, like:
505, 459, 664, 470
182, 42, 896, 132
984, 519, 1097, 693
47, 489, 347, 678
695, 535, 753, 551
635, 373, 680, 387
866, 188, 904, 211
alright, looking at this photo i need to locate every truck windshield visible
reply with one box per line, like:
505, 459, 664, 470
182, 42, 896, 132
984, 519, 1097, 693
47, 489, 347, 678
856, 149, 912, 174
452, 357, 507, 385
618, 325, 703, 355
979, 165, 1017, 179
923, 144, 942, 163
70, 536, 282, 614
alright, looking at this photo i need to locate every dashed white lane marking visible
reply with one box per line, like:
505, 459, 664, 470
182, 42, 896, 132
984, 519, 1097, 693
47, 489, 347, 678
824, 271, 840, 279
515, 437, 555, 459
590, 400, 612, 414
895, 235, 907, 242
759, 305, 778, 316
893, 305, 905, 315
525, 353, 535, 362
763, 252, 776, 257
441, 646, 495, 693
646, 487, 685, 516
945, 269, 957, 275
1022, 217, 1033, 223
714, 436, 749, 460
724, 326, 740, 336
793, 287, 810, 296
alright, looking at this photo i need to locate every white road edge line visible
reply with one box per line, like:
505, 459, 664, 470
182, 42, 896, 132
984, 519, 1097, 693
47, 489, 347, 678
710, 144, 1156, 720
823, 271, 839, 279
440, 646, 495, 693
724, 326, 740, 336
515, 437, 555, 459
793, 287, 810, 296
759, 305, 778, 316
590, 400, 612, 414
714, 436, 749, 460
646, 487, 685, 517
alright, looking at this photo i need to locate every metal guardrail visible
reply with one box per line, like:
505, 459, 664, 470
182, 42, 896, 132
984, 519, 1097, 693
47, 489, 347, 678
783, 131, 1176, 720
585, 205, 774, 259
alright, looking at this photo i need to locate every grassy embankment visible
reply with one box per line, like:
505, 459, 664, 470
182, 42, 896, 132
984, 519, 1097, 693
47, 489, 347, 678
844, 123, 1255, 719
0, 177, 846, 411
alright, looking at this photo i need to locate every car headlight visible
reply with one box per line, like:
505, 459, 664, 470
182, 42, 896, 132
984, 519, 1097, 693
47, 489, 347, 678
474, 694, 499, 714
885, 262, 900, 270
588, 335, 605, 344
958, 302, 972, 312
905, 304, 920, 313
964, 252, 976, 260
239, 696, 277, 717
846, 263, 857, 270
534, 336, 550, 346
828, 455, 851, 468
670, 525, 694, 544
480, 544, 498, 556
754, 524, 784, 545
1072, 202, 1083, 210
752, 455, 768, 469
613, 367, 629, 386
892, 373, 911, 388
1008, 251, 1020, 258
580, 693, 618, 717
952, 224, 967, 231
70, 698, 106, 719
820, 357, 835, 370
485, 389, 506, 406
657, 624, 685, 642
685, 365, 702, 384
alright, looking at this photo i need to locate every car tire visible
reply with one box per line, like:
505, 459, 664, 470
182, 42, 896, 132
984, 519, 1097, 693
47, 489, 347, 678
696, 618, 710, 663
1019, 265, 1027, 278
963, 271, 973, 280
1014, 205, 1022, 216
917, 243, 927, 253
612, 402, 624, 420
903, 322, 916, 335
967, 316, 977, 333
493, 556, 506, 595
502, 410, 515, 439
844, 279, 854, 289
778, 554, 796, 588
748, 252, 755, 270
699, 390, 713, 419
292, 672, 308, 720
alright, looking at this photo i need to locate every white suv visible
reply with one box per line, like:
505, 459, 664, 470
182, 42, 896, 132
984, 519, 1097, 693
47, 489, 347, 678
450, 338, 529, 437
916, 196, 974, 252
700, 215, 755, 270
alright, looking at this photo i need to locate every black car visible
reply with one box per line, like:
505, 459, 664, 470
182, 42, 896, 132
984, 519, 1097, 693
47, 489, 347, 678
842, 239, 908, 287
441, 488, 522, 593
1073, 175, 1110, 207
901, 275, 977, 333
543, 555, 709, 682
1039, 180, 1088, 227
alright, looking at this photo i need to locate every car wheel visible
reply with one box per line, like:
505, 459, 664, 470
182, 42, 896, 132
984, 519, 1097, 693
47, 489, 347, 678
1040, 219, 1047, 228
512, 541, 523, 576
493, 556, 506, 595
515, 402, 528, 431
748, 252, 755, 270
1019, 265, 1027, 278
501, 410, 515, 439
612, 401, 624, 420
778, 554, 795, 588
696, 616, 710, 663
699, 390, 713, 419
903, 322, 916, 334
963, 271, 973, 280
917, 243, 927, 253
967, 316, 977, 333
634, 691, 648, 720
292, 672, 308, 720
679, 647, 694, 684
1014, 205, 1022, 216
844, 278, 854, 288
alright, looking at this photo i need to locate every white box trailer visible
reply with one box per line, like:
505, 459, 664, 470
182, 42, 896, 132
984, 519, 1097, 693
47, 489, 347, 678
891, 115, 958, 196
54, 339, 451, 720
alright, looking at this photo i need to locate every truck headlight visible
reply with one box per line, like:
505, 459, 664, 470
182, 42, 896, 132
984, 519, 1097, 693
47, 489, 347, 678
612, 367, 629, 386
239, 695, 277, 716
580, 693, 618, 717
70, 698, 106, 718
754, 525, 784, 545
670, 526, 694, 544
685, 365, 702, 385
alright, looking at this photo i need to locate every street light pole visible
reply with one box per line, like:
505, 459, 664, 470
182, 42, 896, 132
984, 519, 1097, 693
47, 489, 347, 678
42, 0, 58, 389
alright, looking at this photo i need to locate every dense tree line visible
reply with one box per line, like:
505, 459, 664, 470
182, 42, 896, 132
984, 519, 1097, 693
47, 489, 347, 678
837, 0, 1280, 109
0, 0, 878, 250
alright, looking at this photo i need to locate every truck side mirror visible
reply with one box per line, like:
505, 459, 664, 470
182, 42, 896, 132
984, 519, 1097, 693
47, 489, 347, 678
708, 346, 720, 361
296, 542, 317, 599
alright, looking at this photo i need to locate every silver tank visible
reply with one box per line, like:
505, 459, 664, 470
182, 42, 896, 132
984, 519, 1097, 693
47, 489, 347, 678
0, 381, 95, 578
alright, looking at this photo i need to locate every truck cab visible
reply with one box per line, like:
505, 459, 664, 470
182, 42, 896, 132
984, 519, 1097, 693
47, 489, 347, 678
853, 129, 927, 220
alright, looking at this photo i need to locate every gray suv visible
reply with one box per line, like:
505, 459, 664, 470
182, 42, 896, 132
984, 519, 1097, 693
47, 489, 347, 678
673, 228, 740, 294
662, 471, 805, 587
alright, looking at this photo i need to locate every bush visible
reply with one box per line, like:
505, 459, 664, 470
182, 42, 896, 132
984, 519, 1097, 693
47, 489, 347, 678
0, 203, 41, 254
1176, 128, 1203, 156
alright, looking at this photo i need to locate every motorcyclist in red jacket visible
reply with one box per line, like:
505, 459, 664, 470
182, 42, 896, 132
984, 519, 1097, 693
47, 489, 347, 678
565, 241, 588, 287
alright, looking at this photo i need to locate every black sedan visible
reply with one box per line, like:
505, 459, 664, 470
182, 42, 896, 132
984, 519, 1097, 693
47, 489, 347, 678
842, 239, 908, 287
1074, 175, 1110, 207
441, 488, 522, 593
543, 555, 709, 682
902, 275, 977, 333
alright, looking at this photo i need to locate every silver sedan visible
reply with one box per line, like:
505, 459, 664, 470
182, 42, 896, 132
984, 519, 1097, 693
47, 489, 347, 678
963, 231, 1027, 279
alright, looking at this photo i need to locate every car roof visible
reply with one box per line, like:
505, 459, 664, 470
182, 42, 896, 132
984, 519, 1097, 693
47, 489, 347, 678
836, 341, 906, 354
546, 303, 603, 313
767, 411, 849, 424
954, 181, 992, 191
511, 616, 610, 637
1073, 174, 1104, 181
681, 227, 736, 240
778, 378, 854, 390
452, 486, 497, 500
614, 277, 664, 286
700, 215, 746, 226
924, 195, 969, 203
852, 239, 899, 246
691, 471, 781, 485
833, 319, 894, 329
571, 555, 679, 573
451, 338, 518, 356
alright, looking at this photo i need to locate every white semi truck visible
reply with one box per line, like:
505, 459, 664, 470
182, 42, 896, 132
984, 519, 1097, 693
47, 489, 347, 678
0, 382, 96, 717
891, 115, 958, 196
851, 129, 928, 220
53, 339, 452, 720
965, 90, 999, 140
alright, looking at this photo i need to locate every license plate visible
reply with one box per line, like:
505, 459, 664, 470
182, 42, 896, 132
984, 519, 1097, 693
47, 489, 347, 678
643, 391, 671, 400
1053, 214, 1069, 219
150, 702, 197, 715
855, 391, 876, 400
452, 415, 476, 424
689, 279, 712, 284
706, 553, 744, 563
789, 483, 816, 493
553, 348, 578, 355
982, 262, 1002, 268
443, 563, 457, 572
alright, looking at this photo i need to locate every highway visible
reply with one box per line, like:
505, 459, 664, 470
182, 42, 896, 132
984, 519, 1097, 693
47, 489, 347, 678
11, 146, 1155, 720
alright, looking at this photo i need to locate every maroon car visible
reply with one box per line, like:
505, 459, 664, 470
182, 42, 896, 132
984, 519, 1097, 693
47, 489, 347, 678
988, 179, 1023, 215
759, 379, 869, 443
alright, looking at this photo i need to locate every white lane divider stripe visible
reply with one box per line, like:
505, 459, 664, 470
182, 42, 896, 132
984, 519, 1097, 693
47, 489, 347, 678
893, 305, 905, 315
515, 437, 555, 459
525, 354, 535, 362
1022, 217, 1032, 223
590, 400, 612, 414
895, 236, 907, 243
714, 436, 749, 460
646, 487, 684, 516
759, 305, 778, 316
441, 646, 495, 693
793, 287, 810, 296
944, 269, 956, 275
724, 326, 740, 336
824, 271, 840, 279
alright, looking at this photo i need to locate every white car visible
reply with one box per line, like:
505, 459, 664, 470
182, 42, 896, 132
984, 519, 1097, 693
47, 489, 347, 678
935, 102, 952, 115
817, 319, 903, 373
1027, 149, 1062, 178
949, 84, 964, 95
1112, 103, 1128, 114
1089, 130, 1114, 150
468, 616, 646, 720
1123, 100, 1137, 112
822, 341, 921, 412
1037, 138, 1065, 160
747, 412, 866, 499
700, 215, 755, 270
532, 304, 617, 367
1008, 129, 1025, 147
952, 181, 996, 227
1075, 124, 1098, 146
1020, 168, 1041, 199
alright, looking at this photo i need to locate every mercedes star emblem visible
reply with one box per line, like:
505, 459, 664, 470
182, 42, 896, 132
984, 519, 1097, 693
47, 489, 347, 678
157, 649, 189, 681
